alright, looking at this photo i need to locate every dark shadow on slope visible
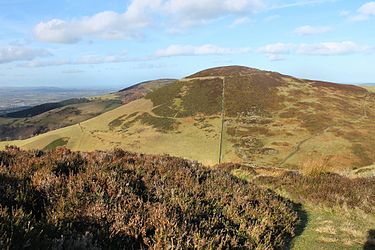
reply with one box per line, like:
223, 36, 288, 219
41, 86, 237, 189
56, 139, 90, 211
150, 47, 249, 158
0, 174, 47, 220
284, 203, 309, 250
364, 230, 375, 250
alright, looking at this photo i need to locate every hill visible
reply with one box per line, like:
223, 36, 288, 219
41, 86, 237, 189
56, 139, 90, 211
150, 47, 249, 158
363, 86, 375, 93
0, 79, 174, 141
118, 78, 176, 104
1, 66, 374, 171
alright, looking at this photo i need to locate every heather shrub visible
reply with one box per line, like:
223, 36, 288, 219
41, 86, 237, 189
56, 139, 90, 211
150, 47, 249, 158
0, 147, 299, 249
255, 171, 375, 213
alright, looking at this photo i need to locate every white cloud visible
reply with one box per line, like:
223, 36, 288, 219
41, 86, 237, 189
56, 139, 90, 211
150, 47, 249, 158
155, 44, 251, 57
19, 52, 139, 67
258, 43, 293, 60
20, 44, 252, 67
0, 46, 50, 64
269, 0, 337, 10
34, 0, 159, 43
34, 0, 265, 43
20, 59, 70, 68
349, 2, 375, 21
33, 0, 341, 43
230, 17, 251, 27
162, 0, 264, 28
294, 25, 332, 36
258, 41, 373, 60
297, 41, 371, 55
258, 43, 293, 54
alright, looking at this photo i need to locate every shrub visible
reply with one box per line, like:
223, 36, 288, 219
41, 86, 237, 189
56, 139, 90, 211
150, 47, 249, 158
255, 170, 375, 213
0, 147, 299, 249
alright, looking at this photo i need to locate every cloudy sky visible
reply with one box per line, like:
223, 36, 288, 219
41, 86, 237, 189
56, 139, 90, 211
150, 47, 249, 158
0, 0, 374, 88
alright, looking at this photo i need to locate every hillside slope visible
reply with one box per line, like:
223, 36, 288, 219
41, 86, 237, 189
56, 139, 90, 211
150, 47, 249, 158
1, 66, 374, 170
0, 79, 174, 141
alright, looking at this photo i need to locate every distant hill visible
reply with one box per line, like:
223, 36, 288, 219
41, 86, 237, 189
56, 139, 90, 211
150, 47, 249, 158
117, 79, 176, 104
0, 80, 173, 141
2, 98, 90, 118
1, 66, 374, 171
0, 87, 110, 111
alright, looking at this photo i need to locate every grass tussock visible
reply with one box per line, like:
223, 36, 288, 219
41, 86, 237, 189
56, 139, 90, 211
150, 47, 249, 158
254, 171, 375, 213
0, 147, 298, 249
301, 156, 332, 176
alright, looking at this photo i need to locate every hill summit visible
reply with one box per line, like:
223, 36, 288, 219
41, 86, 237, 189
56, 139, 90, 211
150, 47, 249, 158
1, 66, 374, 171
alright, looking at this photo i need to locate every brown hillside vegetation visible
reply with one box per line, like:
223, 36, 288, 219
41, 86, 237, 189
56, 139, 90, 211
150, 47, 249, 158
1, 66, 374, 170
118, 79, 176, 105
0, 147, 298, 249
217, 163, 375, 249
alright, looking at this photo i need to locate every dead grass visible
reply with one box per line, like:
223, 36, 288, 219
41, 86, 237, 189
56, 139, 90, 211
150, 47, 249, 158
301, 156, 332, 176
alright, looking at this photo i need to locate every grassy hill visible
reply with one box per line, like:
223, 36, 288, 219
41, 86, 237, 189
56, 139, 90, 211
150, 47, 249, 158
0, 79, 174, 142
1, 66, 374, 172
363, 86, 375, 93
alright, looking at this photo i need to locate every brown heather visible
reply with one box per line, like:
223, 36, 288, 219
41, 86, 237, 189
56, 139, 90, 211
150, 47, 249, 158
254, 171, 375, 213
0, 147, 298, 249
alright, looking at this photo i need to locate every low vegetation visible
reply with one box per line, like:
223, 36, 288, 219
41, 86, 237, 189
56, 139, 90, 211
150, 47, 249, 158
0, 147, 299, 249
43, 137, 69, 150
146, 79, 222, 117
255, 171, 375, 213
219, 163, 375, 249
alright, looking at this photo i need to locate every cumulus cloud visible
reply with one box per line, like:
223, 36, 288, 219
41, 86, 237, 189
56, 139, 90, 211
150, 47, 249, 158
162, 0, 264, 28
259, 41, 373, 60
349, 2, 375, 21
34, 0, 265, 43
0, 46, 50, 64
154, 44, 251, 57
34, 0, 161, 43
294, 25, 332, 36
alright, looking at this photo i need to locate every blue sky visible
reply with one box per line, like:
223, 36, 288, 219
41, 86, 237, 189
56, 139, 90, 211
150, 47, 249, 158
0, 0, 374, 89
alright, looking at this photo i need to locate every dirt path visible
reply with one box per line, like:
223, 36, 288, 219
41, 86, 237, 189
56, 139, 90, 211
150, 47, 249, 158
279, 136, 313, 166
280, 126, 332, 166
